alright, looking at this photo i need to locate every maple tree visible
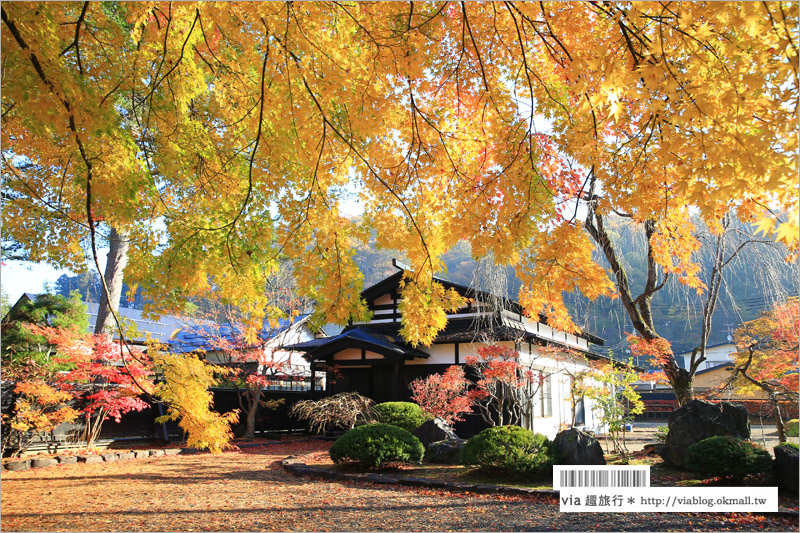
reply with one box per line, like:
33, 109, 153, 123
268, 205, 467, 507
149, 347, 239, 453
26, 324, 153, 448
1, 381, 79, 457
726, 299, 799, 442
409, 365, 478, 426
465, 345, 546, 428
180, 318, 307, 439
2, 3, 796, 399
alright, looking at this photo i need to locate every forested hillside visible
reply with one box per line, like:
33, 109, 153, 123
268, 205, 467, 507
350, 217, 797, 361
53, 217, 796, 361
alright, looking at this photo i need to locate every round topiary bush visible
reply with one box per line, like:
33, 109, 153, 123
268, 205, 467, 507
373, 402, 431, 432
684, 435, 772, 481
329, 423, 425, 469
785, 419, 799, 438
461, 425, 555, 478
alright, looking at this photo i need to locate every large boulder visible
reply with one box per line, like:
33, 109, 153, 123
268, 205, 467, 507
774, 444, 799, 493
660, 399, 750, 468
553, 428, 606, 465
425, 438, 467, 464
412, 418, 458, 448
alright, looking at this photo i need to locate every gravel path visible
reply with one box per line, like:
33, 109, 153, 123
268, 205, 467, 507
1, 441, 795, 532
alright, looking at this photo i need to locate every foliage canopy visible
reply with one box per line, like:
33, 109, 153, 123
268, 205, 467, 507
2, 2, 797, 348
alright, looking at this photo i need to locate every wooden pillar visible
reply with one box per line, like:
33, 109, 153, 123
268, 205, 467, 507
309, 361, 316, 399
392, 361, 401, 401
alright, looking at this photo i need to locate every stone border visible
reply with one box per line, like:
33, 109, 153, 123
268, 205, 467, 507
1, 447, 192, 472
0, 438, 325, 473
281, 456, 559, 499
280, 457, 800, 520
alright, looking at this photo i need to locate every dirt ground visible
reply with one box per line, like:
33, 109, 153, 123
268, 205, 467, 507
2, 440, 796, 532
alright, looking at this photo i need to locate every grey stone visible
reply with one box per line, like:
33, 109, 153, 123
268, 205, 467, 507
31, 457, 58, 469
553, 428, 606, 465
4, 460, 31, 471
412, 418, 458, 448
56, 456, 77, 465
117, 452, 135, 461
774, 444, 799, 493
134, 450, 150, 460
149, 449, 165, 457
660, 399, 750, 468
163, 448, 181, 456
425, 438, 467, 464
102, 453, 119, 462
78, 455, 103, 464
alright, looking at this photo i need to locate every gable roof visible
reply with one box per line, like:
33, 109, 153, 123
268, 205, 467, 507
284, 327, 430, 362
360, 268, 604, 346
169, 314, 311, 354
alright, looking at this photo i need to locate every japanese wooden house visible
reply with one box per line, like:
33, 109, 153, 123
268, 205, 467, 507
284, 266, 613, 438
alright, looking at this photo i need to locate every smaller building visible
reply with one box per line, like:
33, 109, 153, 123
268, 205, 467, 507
169, 315, 326, 391
680, 342, 737, 373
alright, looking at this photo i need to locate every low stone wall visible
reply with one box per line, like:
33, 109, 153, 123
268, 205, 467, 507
280, 456, 560, 499
1, 446, 200, 472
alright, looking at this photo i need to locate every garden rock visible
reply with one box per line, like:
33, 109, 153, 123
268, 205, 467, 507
134, 450, 150, 459
553, 428, 606, 465
660, 399, 750, 468
117, 452, 135, 461
413, 418, 458, 448
102, 453, 119, 462
149, 449, 165, 457
31, 457, 58, 469
78, 455, 103, 464
57, 456, 77, 465
425, 438, 466, 464
5, 460, 30, 472
774, 445, 799, 493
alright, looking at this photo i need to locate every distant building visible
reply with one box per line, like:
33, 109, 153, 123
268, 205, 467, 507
680, 342, 738, 372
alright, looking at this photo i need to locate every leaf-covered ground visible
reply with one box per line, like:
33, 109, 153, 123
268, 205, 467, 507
1, 440, 797, 532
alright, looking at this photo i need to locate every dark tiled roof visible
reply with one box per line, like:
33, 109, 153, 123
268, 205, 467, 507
86, 303, 191, 344
359, 269, 604, 346
695, 362, 734, 375
169, 315, 310, 353
282, 327, 429, 361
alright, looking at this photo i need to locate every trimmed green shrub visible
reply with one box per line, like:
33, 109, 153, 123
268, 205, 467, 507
785, 419, 799, 437
685, 436, 772, 481
373, 402, 431, 432
776, 441, 799, 451
329, 423, 425, 468
461, 425, 555, 478
655, 426, 669, 445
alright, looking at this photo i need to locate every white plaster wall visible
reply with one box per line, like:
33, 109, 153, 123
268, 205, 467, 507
406, 343, 456, 365
682, 343, 737, 370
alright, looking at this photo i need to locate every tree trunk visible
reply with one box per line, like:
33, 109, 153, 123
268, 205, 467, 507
584, 197, 697, 406
244, 387, 261, 439
664, 364, 694, 406
773, 398, 786, 443
94, 226, 130, 335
